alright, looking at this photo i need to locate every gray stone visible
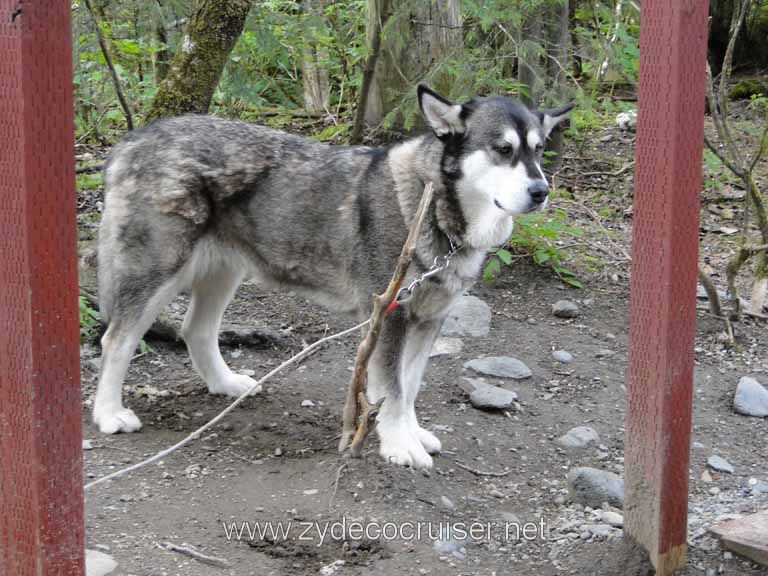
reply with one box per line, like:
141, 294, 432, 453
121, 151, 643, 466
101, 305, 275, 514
594, 349, 615, 359
587, 524, 615, 539
85, 549, 117, 576
707, 455, 734, 474
751, 482, 768, 495
601, 511, 624, 528
433, 537, 467, 559
567, 467, 624, 509
734, 376, 768, 417
552, 350, 574, 364
440, 495, 455, 510
469, 382, 518, 411
301, 399, 315, 407
464, 356, 532, 379
441, 295, 491, 337
82, 439, 94, 451
556, 426, 600, 449
552, 300, 580, 318
430, 337, 464, 357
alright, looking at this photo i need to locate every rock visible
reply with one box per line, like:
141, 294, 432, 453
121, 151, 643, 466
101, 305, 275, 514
587, 524, 615, 539
219, 322, 290, 349
616, 110, 637, 131
552, 350, 574, 364
303, 488, 319, 496
301, 399, 316, 407
499, 511, 521, 524
274, 447, 283, 457
82, 439, 94, 451
319, 560, 346, 576
85, 549, 117, 576
594, 349, 615, 359
433, 537, 467, 559
701, 469, 713, 483
440, 495, 455, 510
430, 337, 464, 357
441, 295, 491, 337
567, 467, 624, 509
464, 356, 532, 379
552, 300, 580, 318
469, 382, 518, 411
733, 377, 768, 417
707, 455, 734, 474
601, 511, 624, 528
556, 426, 600, 449
751, 482, 768, 495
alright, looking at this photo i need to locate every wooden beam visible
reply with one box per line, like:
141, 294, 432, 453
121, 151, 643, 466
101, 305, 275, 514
624, 1, 710, 574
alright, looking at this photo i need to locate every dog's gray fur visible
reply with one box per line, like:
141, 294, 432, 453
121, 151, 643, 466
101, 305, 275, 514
94, 85, 572, 468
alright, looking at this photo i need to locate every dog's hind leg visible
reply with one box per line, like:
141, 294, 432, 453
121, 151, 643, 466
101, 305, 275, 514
94, 276, 182, 434
181, 264, 260, 397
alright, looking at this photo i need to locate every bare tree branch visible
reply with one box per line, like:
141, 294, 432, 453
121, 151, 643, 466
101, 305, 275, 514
82, 0, 134, 130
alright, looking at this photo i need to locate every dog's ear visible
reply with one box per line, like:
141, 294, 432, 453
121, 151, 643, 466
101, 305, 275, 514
539, 103, 575, 138
418, 85, 465, 138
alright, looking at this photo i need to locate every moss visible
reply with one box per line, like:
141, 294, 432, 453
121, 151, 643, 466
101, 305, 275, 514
145, 0, 251, 122
729, 78, 767, 100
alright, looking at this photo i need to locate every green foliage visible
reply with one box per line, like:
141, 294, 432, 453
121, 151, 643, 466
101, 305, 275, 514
79, 295, 101, 342
76, 172, 103, 191
729, 78, 767, 100
71, 0, 643, 144
483, 209, 584, 288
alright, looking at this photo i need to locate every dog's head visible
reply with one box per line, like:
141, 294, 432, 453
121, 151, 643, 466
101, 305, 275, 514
417, 85, 573, 246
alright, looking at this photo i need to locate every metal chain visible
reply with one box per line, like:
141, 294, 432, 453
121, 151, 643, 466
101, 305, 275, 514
393, 236, 462, 305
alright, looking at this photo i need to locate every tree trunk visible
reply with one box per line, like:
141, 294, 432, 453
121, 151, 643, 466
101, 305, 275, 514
146, 0, 251, 122
518, 16, 543, 106
352, 0, 392, 143
365, 0, 463, 130
545, 0, 572, 170
301, 0, 331, 115
153, 0, 171, 84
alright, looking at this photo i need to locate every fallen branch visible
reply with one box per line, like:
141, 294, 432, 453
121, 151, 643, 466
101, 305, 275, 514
455, 461, 511, 477
576, 161, 635, 179
697, 267, 723, 317
76, 163, 105, 174
338, 182, 435, 456
157, 542, 230, 568
84, 318, 369, 490
328, 462, 347, 510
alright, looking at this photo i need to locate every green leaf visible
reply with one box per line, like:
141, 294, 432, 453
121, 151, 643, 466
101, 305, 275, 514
497, 248, 512, 265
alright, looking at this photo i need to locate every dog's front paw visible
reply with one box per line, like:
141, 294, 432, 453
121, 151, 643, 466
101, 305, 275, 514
94, 406, 142, 434
415, 426, 442, 454
377, 418, 433, 469
208, 374, 262, 397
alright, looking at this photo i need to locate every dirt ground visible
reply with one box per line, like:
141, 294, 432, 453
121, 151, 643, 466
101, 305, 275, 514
78, 102, 768, 576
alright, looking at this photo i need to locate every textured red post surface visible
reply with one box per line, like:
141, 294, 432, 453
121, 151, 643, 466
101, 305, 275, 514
0, 1, 85, 574
625, 1, 709, 574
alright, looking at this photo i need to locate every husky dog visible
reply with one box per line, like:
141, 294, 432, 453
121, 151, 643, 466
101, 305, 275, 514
94, 85, 572, 469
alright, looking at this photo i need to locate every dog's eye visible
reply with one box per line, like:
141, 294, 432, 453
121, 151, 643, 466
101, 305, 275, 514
496, 144, 513, 156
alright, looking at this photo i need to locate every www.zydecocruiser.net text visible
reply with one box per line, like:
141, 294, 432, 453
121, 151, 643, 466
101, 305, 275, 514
223, 517, 548, 547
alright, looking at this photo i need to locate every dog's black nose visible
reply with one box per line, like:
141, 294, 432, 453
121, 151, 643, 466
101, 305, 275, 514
528, 181, 549, 204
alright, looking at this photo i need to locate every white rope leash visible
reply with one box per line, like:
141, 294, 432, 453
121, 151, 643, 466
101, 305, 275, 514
84, 319, 371, 490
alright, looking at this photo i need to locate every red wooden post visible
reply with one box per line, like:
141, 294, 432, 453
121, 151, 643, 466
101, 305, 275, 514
0, 1, 85, 574
625, 1, 710, 574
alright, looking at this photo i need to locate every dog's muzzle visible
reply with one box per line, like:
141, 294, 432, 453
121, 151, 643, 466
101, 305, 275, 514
528, 180, 549, 205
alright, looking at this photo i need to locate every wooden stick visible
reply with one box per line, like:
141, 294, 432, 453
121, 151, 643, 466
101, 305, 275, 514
455, 461, 511, 477
338, 182, 435, 455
